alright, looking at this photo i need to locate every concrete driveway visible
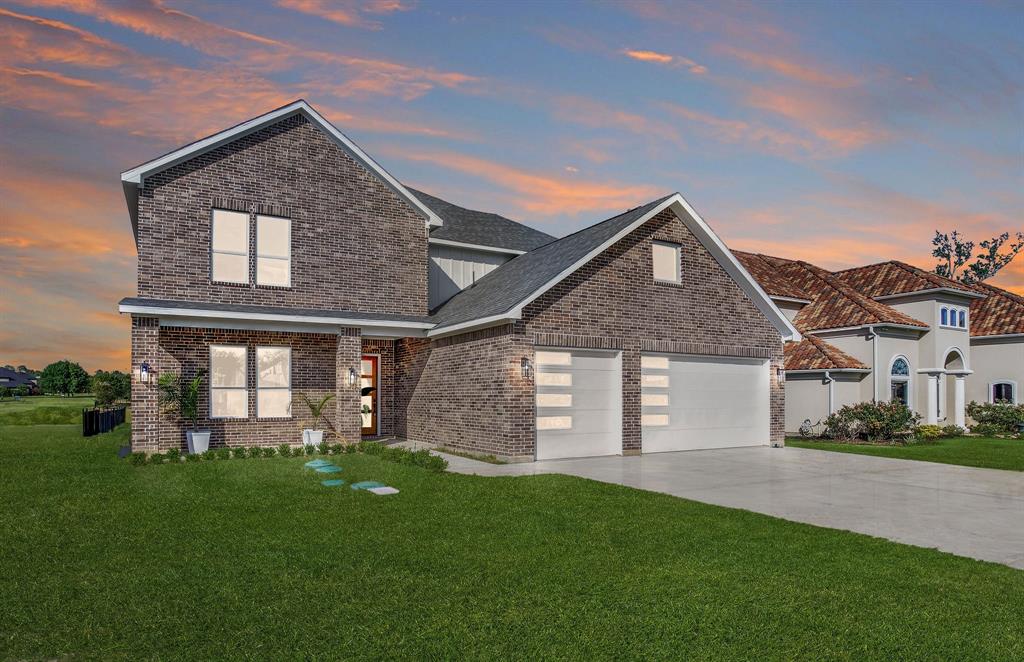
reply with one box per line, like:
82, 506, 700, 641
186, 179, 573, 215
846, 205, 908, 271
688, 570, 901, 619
440, 446, 1024, 569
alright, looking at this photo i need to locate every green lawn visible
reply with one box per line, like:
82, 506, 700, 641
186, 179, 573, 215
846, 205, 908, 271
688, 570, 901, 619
2, 425, 1022, 660
788, 436, 1024, 472
0, 395, 96, 425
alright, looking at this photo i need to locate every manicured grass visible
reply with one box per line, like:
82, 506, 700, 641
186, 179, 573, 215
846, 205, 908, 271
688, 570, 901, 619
2, 424, 1023, 660
788, 436, 1024, 472
0, 395, 95, 425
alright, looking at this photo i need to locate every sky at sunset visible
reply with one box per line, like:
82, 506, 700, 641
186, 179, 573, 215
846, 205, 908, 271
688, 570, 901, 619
1, 0, 1021, 372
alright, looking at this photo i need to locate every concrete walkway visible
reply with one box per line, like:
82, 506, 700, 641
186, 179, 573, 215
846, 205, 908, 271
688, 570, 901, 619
436, 446, 1024, 569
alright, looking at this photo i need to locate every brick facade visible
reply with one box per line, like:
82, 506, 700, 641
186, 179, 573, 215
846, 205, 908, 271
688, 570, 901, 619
136, 114, 428, 316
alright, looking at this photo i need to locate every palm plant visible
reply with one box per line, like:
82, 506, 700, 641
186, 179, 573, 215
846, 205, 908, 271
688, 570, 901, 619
158, 370, 205, 430
300, 392, 335, 429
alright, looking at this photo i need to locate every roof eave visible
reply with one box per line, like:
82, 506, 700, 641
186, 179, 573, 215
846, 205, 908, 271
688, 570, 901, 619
873, 287, 985, 301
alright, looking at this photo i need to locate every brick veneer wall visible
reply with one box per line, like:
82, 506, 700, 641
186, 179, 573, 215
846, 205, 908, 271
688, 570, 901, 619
136, 113, 428, 316
395, 326, 535, 460
361, 338, 395, 437
523, 208, 785, 449
129, 319, 361, 451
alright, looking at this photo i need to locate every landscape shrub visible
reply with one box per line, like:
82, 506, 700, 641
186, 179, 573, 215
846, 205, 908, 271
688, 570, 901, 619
304, 444, 315, 456
148, 452, 166, 465
215, 448, 231, 460
277, 443, 292, 457
966, 401, 1024, 435
201, 450, 216, 461
129, 452, 147, 466
823, 401, 918, 442
185, 453, 201, 462
941, 425, 966, 438
247, 447, 260, 458
317, 440, 331, 455
915, 424, 942, 441
165, 448, 180, 462
230, 447, 247, 459
970, 422, 1006, 438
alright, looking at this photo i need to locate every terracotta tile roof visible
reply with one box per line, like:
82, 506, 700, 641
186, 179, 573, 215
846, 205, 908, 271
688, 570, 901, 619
967, 282, 1024, 337
834, 261, 977, 298
754, 255, 928, 332
733, 251, 810, 300
785, 334, 868, 371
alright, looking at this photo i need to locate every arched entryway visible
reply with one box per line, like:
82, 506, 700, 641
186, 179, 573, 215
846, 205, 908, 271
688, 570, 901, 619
942, 348, 968, 428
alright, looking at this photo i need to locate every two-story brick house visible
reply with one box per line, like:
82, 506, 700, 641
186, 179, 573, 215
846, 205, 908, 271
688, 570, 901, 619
120, 100, 799, 461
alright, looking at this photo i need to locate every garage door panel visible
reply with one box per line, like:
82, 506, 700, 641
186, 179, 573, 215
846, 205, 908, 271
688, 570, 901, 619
642, 353, 769, 453
536, 348, 621, 461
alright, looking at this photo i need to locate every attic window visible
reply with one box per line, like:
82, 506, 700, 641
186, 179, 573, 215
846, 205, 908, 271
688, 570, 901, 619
652, 241, 681, 283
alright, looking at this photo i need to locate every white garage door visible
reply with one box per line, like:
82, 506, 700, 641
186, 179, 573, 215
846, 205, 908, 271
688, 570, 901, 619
641, 354, 769, 453
535, 349, 622, 460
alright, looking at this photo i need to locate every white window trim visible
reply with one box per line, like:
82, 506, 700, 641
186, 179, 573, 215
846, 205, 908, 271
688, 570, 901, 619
989, 380, 1018, 404
888, 355, 912, 406
652, 240, 681, 284
210, 209, 250, 285
255, 214, 292, 288
256, 346, 292, 419
209, 344, 248, 420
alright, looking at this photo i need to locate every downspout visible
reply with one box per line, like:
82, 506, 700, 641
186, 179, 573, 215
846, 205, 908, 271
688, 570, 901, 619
866, 325, 878, 401
824, 370, 834, 414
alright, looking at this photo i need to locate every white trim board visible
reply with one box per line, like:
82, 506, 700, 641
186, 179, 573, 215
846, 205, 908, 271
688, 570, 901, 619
428, 194, 801, 342
119, 303, 433, 333
120, 100, 443, 238
428, 237, 525, 255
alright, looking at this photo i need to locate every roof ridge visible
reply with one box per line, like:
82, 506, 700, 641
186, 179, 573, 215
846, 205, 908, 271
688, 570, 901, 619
793, 260, 925, 327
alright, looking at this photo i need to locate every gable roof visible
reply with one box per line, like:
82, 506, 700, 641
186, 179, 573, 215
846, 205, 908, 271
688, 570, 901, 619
967, 282, 1024, 337
428, 193, 801, 341
834, 261, 982, 300
0, 367, 37, 388
120, 99, 442, 239
410, 187, 556, 253
784, 335, 868, 371
754, 255, 928, 332
733, 251, 811, 300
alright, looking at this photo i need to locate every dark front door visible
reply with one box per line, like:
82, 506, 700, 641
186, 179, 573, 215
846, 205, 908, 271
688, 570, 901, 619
360, 355, 378, 436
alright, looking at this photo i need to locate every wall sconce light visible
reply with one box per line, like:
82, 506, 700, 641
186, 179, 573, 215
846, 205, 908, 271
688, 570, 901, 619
140, 362, 151, 384
776, 366, 786, 385
348, 367, 357, 386
521, 357, 533, 380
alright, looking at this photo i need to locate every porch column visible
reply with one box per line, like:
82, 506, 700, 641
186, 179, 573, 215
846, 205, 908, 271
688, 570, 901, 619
925, 374, 939, 425
953, 375, 966, 428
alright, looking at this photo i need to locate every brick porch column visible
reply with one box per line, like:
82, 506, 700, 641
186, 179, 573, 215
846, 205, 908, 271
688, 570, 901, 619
334, 328, 362, 444
130, 315, 160, 452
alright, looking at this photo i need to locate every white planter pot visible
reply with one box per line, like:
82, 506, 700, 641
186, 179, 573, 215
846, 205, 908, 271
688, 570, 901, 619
187, 430, 211, 454
303, 429, 324, 446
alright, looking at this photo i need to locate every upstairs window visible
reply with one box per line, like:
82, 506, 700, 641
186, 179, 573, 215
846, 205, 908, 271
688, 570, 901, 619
256, 215, 291, 287
958, 309, 966, 328
940, 307, 949, 326
652, 241, 681, 283
939, 306, 968, 330
891, 358, 909, 376
211, 210, 249, 284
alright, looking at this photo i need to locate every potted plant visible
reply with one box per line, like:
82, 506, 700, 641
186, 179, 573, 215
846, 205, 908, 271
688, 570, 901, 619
299, 393, 335, 446
158, 370, 209, 454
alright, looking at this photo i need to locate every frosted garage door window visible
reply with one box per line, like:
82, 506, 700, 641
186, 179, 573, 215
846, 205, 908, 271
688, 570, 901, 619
257, 346, 291, 418
210, 345, 247, 418
211, 210, 249, 284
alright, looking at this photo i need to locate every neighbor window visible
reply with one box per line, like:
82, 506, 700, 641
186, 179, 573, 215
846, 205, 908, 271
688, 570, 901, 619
210, 345, 247, 418
992, 382, 1016, 404
211, 210, 249, 284
256, 215, 291, 287
652, 241, 681, 282
256, 346, 291, 418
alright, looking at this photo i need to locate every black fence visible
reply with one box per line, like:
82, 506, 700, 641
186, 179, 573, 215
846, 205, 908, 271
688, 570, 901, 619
83, 406, 127, 437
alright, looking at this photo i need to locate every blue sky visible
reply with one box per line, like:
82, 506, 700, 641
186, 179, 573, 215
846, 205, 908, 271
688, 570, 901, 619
1, 0, 1021, 370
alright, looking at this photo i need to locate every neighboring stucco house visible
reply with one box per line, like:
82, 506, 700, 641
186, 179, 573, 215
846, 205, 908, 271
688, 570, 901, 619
734, 252, 1024, 433
119, 100, 798, 461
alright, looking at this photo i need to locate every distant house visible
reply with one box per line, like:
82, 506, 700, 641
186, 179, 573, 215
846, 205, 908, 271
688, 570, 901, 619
0, 368, 40, 394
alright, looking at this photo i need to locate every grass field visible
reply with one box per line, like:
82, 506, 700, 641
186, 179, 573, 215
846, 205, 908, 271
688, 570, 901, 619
0, 395, 96, 425
1, 422, 1022, 660
788, 436, 1024, 472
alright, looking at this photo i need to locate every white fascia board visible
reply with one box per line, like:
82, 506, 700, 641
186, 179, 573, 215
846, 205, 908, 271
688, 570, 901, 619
787, 368, 871, 374
771, 296, 812, 305
120, 99, 442, 227
812, 323, 927, 334
428, 237, 525, 255
874, 288, 985, 301
425, 311, 519, 338
119, 303, 434, 331
970, 333, 1024, 341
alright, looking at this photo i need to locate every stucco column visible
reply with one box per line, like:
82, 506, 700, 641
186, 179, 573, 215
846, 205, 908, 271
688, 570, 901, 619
953, 375, 966, 428
925, 374, 939, 425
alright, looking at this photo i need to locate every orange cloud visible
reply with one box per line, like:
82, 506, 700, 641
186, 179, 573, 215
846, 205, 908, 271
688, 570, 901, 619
277, 0, 414, 30
742, 86, 888, 152
386, 147, 662, 216
659, 101, 819, 157
622, 48, 707, 74
716, 45, 858, 88
552, 95, 686, 149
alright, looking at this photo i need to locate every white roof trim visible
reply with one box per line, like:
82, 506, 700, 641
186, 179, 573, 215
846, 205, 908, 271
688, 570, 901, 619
119, 302, 434, 331
787, 368, 871, 374
428, 237, 525, 255
971, 333, 1024, 341
771, 295, 812, 305
874, 287, 985, 301
120, 99, 442, 237
425, 311, 519, 338
508, 194, 799, 341
812, 323, 927, 334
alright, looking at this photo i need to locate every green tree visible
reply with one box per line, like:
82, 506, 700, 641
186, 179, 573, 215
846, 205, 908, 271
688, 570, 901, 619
92, 370, 131, 406
39, 360, 91, 397
933, 230, 1024, 284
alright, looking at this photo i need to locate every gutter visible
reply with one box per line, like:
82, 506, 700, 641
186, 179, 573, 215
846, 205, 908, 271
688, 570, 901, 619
867, 325, 878, 401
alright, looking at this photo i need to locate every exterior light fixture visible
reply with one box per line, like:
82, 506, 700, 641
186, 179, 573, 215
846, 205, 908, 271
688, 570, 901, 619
348, 367, 357, 386
140, 362, 151, 383
776, 366, 786, 385
521, 357, 533, 380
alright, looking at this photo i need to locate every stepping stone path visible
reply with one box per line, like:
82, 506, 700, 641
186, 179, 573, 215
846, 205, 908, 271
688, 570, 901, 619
303, 460, 398, 494
321, 479, 345, 487
315, 465, 342, 474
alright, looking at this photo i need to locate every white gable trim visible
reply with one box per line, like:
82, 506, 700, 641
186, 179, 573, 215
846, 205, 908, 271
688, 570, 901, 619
429, 194, 801, 342
120, 99, 442, 236
428, 237, 525, 255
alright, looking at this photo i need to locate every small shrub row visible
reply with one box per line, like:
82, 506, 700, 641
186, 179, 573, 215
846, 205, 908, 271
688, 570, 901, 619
915, 424, 966, 441
967, 401, 1024, 436
129, 440, 447, 472
823, 401, 919, 442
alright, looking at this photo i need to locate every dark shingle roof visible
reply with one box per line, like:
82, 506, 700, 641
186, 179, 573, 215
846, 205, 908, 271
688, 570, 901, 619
119, 298, 432, 324
430, 195, 674, 330
0, 368, 37, 388
409, 187, 556, 253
